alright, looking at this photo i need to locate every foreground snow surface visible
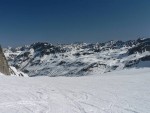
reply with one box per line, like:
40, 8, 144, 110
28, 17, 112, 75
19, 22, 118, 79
0, 68, 150, 113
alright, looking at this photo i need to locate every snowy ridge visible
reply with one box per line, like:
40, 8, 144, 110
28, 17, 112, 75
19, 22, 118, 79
3, 38, 150, 77
9, 66, 28, 77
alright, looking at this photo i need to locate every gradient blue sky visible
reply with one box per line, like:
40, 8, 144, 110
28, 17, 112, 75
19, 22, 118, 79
0, 0, 150, 47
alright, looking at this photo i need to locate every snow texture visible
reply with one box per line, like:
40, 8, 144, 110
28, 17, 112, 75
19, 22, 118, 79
0, 68, 150, 113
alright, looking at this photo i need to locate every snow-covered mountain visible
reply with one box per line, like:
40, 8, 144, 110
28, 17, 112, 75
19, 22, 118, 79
3, 38, 150, 77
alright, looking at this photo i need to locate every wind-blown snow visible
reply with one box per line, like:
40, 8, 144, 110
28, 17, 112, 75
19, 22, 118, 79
0, 68, 150, 113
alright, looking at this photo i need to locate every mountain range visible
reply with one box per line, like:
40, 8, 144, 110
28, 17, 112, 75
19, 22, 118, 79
3, 38, 150, 77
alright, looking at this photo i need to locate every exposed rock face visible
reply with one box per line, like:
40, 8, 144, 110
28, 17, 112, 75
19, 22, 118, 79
128, 38, 150, 55
0, 45, 10, 75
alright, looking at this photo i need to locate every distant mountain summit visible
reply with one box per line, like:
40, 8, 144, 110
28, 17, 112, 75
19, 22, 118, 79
3, 38, 150, 77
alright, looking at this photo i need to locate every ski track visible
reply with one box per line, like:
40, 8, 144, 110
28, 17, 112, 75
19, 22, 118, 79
0, 68, 150, 113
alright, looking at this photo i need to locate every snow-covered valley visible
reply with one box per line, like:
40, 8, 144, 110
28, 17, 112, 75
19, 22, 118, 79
1, 1, 150, 113
0, 68, 150, 113
0, 38, 150, 113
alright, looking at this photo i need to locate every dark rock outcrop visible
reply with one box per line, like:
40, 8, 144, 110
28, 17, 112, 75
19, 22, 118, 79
128, 38, 150, 55
0, 45, 10, 75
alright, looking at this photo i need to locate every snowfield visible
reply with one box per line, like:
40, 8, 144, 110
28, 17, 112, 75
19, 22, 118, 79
0, 68, 150, 113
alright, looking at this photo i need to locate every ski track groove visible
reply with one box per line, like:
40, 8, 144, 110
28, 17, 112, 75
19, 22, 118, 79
57, 88, 87, 113
1, 68, 150, 113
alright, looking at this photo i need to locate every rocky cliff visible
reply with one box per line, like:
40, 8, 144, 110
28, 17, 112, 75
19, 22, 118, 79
0, 45, 10, 75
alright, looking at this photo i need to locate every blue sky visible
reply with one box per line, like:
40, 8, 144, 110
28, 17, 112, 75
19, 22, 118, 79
0, 0, 150, 47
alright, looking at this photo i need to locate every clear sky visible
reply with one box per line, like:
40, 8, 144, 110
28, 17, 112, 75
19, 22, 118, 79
0, 0, 150, 47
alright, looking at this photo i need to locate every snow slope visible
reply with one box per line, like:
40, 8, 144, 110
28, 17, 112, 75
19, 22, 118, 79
0, 68, 150, 113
